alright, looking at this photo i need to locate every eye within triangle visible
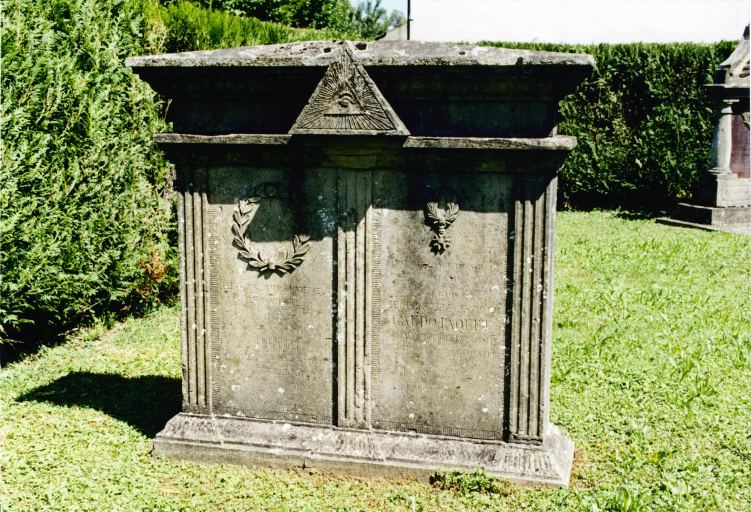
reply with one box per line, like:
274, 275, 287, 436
324, 81, 365, 116
290, 48, 409, 135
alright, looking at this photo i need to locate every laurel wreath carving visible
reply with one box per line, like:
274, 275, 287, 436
425, 202, 459, 253
231, 196, 311, 274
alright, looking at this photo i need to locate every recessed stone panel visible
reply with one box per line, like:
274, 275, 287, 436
372, 171, 510, 440
207, 167, 336, 425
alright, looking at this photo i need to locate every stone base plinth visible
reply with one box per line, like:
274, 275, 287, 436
153, 414, 574, 487
657, 202, 751, 235
695, 175, 751, 208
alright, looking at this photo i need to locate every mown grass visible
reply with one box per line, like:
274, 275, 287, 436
1, 212, 750, 511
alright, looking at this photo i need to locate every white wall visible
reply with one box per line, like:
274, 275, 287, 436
410, 0, 749, 43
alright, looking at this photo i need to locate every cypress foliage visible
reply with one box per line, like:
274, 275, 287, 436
0, 0, 353, 347
160, 0, 354, 53
1, 0, 176, 344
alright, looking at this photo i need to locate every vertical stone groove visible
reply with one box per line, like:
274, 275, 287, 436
336, 170, 372, 428
528, 181, 544, 436
336, 180, 346, 426
519, 189, 532, 436
507, 176, 555, 445
370, 206, 381, 417
193, 186, 206, 407
208, 205, 220, 412
355, 173, 367, 424
540, 177, 557, 435
178, 179, 189, 407
345, 173, 356, 423
183, 173, 196, 407
179, 168, 209, 411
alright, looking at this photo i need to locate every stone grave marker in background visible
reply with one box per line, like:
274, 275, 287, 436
127, 40, 593, 486
659, 25, 750, 234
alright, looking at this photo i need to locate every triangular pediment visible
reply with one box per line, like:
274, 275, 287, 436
289, 48, 409, 135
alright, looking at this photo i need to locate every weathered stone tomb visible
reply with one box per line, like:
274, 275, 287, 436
127, 40, 593, 486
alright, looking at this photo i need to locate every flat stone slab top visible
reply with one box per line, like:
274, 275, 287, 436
127, 40, 593, 138
128, 40, 594, 486
125, 40, 595, 68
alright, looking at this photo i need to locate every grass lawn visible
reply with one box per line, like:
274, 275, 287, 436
1, 211, 750, 511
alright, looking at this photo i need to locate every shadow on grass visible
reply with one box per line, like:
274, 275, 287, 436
18, 372, 181, 437
1, 330, 68, 368
611, 209, 664, 220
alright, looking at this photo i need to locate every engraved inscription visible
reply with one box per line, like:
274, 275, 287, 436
373, 420, 504, 440
373, 171, 511, 440
493, 449, 557, 477
391, 313, 489, 332
209, 205, 221, 410
209, 167, 335, 425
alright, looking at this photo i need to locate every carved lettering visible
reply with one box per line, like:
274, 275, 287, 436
391, 313, 490, 332
398, 257, 501, 273
246, 336, 330, 352
374, 420, 504, 440
222, 281, 328, 296
336, 434, 380, 457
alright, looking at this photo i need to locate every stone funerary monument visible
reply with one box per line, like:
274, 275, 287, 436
659, 25, 750, 234
127, 41, 593, 486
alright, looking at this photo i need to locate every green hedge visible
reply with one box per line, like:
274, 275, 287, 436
1, 0, 174, 345
482, 41, 736, 211
0, 0, 350, 347
1, 0, 738, 348
160, 0, 355, 53
185, 0, 357, 33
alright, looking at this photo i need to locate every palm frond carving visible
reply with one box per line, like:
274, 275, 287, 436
425, 202, 459, 253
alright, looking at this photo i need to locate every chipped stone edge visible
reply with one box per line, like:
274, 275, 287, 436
403, 136, 577, 151
124, 40, 595, 69
153, 413, 575, 487
154, 133, 293, 145
152, 133, 577, 151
